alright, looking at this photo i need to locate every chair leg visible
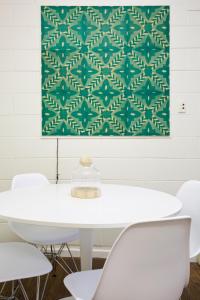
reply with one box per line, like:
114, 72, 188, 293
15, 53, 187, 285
0, 281, 19, 300
36, 277, 40, 300
54, 243, 79, 273
40, 273, 49, 300
65, 243, 79, 272
54, 257, 73, 274
0, 283, 6, 295
41, 243, 79, 274
18, 281, 29, 300
18, 277, 42, 300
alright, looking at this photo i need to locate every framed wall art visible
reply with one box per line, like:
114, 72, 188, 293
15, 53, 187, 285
41, 6, 169, 136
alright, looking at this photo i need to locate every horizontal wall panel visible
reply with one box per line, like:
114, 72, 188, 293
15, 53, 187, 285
0, 27, 40, 50
171, 5, 190, 26
13, 93, 40, 115
95, 159, 200, 181
0, 50, 13, 71
59, 158, 200, 181
0, 159, 14, 179
0, 72, 40, 92
0, 28, 16, 49
1, 135, 199, 159
171, 93, 200, 116
0, 116, 41, 137
11, 158, 57, 179
0, 0, 34, 4
187, 10, 200, 26
172, 116, 199, 137
11, 27, 40, 50
59, 137, 199, 159
0, 138, 56, 158
171, 71, 200, 93
0, 94, 13, 115
171, 49, 200, 70
13, 50, 40, 72
171, 26, 200, 48
13, 138, 56, 158
0, 179, 56, 192
0, 6, 12, 27
0, 139, 16, 158
12, 72, 40, 93
0, 116, 15, 136
187, 2, 200, 10
12, 5, 39, 27
13, 116, 41, 137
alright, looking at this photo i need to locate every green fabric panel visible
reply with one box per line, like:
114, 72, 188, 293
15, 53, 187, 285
41, 6, 170, 136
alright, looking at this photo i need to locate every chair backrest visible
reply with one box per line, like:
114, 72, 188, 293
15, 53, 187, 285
0, 223, 23, 242
177, 180, 200, 258
9, 173, 50, 243
11, 173, 49, 190
93, 217, 191, 300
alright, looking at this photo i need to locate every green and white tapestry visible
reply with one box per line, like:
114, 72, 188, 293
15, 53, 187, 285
41, 6, 169, 136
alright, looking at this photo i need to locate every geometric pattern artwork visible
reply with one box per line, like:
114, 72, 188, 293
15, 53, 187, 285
41, 6, 169, 136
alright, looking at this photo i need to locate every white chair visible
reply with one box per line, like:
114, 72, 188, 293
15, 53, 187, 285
0, 223, 23, 299
0, 241, 52, 300
9, 173, 80, 274
177, 180, 200, 259
63, 217, 191, 300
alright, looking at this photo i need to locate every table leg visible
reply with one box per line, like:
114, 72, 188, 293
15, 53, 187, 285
80, 229, 94, 270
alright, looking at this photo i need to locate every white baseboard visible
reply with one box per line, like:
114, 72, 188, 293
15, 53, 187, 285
61, 245, 110, 258
61, 245, 199, 264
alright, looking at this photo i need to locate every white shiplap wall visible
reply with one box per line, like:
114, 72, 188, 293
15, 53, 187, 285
0, 0, 200, 246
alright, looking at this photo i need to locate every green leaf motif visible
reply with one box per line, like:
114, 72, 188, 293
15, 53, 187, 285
50, 36, 77, 64
42, 58, 55, 85
93, 79, 120, 107
71, 14, 97, 42
95, 7, 116, 20
114, 13, 141, 43
50, 80, 77, 106
72, 100, 98, 128
71, 57, 98, 86
93, 36, 120, 64
115, 56, 141, 86
135, 79, 162, 106
115, 101, 141, 129
41, 15, 54, 39
135, 36, 162, 63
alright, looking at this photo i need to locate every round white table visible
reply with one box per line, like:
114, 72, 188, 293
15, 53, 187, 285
0, 184, 182, 270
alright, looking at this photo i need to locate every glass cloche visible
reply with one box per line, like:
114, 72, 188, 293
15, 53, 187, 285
71, 156, 101, 199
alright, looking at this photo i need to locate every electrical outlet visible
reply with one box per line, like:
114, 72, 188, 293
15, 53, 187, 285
179, 102, 186, 113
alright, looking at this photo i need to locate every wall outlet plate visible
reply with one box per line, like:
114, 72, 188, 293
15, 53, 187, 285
179, 102, 186, 113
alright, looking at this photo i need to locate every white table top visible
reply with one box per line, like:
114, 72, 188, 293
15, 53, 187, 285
0, 184, 182, 229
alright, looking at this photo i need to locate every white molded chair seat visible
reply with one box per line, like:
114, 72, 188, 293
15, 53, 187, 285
64, 217, 191, 300
65, 270, 102, 300
11, 173, 49, 189
9, 173, 80, 273
0, 242, 52, 283
9, 222, 79, 245
0, 241, 52, 300
177, 180, 200, 259
10, 173, 80, 245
